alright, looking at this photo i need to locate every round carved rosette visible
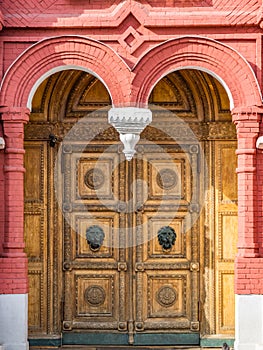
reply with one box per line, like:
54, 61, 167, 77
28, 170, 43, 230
84, 168, 105, 190
156, 168, 178, 190
84, 285, 106, 306
156, 285, 177, 307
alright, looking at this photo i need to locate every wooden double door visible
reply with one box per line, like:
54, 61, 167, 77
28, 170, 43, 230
60, 141, 200, 345
24, 69, 238, 345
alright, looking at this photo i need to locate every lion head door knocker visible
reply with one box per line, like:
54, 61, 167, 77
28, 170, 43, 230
86, 225, 105, 252
157, 226, 177, 252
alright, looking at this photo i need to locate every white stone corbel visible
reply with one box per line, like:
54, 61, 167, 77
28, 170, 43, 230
256, 136, 263, 149
0, 137, 5, 149
108, 107, 152, 161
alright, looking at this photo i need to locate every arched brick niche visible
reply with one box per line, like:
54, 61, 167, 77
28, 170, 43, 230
131, 36, 262, 111
0, 35, 131, 110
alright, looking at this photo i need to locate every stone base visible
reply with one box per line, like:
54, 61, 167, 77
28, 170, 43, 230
0, 294, 29, 350
235, 295, 263, 350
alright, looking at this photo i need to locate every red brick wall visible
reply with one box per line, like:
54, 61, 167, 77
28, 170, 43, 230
0, 125, 4, 256
0, 257, 28, 294
235, 258, 263, 294
0, 0, 263, 295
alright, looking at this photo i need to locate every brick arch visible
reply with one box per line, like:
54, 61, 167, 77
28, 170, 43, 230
132, 36, 262, 113
0, 35, 131, 111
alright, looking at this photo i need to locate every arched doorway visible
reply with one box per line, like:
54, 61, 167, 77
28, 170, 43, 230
24, 67, 237, 346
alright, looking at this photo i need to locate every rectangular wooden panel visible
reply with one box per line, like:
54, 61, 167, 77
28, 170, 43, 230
63, 146, 128, 333
142, 149, 192, 206
28, 272, 42, 330
134, 146, 199, 335
24, 144, 44, 202
76, 273, 116, 317
215, 141, 237, 335
219, 272, 235, 330
64, 270, 122, 330
139, 271, 192, 330
144, 213, 190, 261
24, 142, 47, 335
24, 213, 42, 259
69, 150, 119, 206
219, 213, 238, 261
72, 212, 119, 259
220, 148, 238, 203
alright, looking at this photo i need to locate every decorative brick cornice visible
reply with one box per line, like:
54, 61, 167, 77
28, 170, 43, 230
231, 106, 263, 123
0, 10, 3, 30
1, 0, 261, 28
0, 107, 30, 123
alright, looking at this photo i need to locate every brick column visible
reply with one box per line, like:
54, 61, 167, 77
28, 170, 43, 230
233, 108, 263, 350
232, 108, 260, 259
0, 107, 29, 294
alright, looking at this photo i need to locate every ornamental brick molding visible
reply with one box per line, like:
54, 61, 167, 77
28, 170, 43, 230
0, 36, 131, 109
131, 36, 262, 110
1, 35, 261, 115
1, 0, 261, 28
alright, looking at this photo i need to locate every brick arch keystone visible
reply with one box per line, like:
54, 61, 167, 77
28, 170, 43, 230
0, 35, 131, 111
132, 36, 262, 113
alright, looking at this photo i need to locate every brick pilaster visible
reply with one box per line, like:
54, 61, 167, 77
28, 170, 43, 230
232, 107, 263, 294
0, 107, 29, 294
233, 109, 260, 258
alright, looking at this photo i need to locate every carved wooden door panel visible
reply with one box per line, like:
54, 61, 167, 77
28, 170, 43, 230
214, 141, 237, 334
24, 141, 48, 335
62, 142, 200, 345
132, 144, 200, 345
62, 143, 130, 342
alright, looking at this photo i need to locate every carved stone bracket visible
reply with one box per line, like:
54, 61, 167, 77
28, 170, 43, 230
108, 107, 152, 161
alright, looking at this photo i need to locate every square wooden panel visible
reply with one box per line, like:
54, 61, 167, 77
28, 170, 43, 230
77, 158, 112, 198
76, 158, 113, 198
143, 213, 191, 260
75, 273, 117, 317
148, 159, 184, 198
70, 152, 119, 204
73, 212, 119, 259
146, 272, 190, 319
